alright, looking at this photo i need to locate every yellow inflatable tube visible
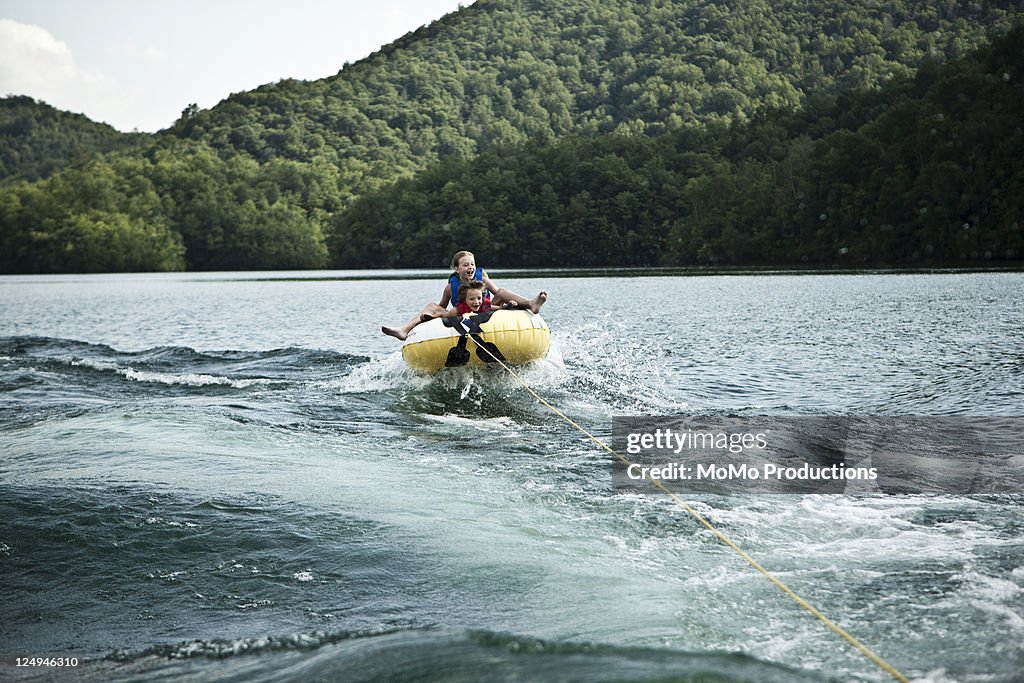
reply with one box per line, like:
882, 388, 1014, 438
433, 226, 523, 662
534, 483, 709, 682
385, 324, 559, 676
401, 309, 550, 372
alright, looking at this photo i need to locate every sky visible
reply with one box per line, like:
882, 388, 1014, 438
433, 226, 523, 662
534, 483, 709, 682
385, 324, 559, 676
0, 0, 473, 132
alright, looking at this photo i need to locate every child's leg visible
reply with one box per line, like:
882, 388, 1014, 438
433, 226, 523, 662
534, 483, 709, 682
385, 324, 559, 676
491, 288, 548, 314
382, 303, 447, 340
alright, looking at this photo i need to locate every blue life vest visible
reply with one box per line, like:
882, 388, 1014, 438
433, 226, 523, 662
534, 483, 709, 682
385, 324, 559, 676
449, 268, 492, 306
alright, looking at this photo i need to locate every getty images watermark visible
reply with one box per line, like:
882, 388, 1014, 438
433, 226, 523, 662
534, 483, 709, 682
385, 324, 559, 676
611, 416, 1024, 495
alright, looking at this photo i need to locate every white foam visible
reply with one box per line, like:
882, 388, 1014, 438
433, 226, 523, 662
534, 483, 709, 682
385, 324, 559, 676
421, 412, 517, 431
330, 351, 423, 393
69, 357, 119, 372
704, 496, 998, 565
68, 356, 274, 388
958, 571, 1024, 632
121, 367, 273, 388
549, 320, 689, 414
911, 669, 961, 683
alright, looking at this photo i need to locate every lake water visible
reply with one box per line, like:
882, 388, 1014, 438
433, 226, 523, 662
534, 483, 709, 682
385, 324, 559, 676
1, 271, 1022, 682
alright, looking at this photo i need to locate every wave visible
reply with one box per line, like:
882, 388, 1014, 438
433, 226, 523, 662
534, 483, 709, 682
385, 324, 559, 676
79, 628, 823, 683
0, 336, 372, 432
0, 335, 367, 391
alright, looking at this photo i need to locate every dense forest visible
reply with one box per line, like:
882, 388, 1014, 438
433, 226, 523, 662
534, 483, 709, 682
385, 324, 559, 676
0, 96, 148, 183
334, 27, 1024, 267
0, 0, 1021, 272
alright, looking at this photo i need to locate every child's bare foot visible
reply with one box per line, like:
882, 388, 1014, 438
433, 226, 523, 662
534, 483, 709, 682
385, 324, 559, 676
381, 325, 407, 341
529, 291, 548, 314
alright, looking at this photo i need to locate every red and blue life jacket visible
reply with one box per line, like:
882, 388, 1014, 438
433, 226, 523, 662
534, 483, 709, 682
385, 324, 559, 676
449, 268, 492, 307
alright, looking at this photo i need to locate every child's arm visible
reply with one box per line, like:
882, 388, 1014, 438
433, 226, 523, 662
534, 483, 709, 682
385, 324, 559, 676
479, 271, 499, 295
439, 283, 453, 308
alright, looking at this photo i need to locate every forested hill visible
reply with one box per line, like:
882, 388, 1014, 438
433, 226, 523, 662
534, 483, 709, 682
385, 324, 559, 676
173, 0, 1019, 188
0, 96, 147, 183
0, 0, 1022, 273
334, 26, 1024, 268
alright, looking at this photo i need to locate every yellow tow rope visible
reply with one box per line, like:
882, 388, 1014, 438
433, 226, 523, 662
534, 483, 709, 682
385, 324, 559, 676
468, 338, 910, 683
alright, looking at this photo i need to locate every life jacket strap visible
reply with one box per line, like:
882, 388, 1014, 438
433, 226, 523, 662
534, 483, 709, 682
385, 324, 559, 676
441, 312, 504, 367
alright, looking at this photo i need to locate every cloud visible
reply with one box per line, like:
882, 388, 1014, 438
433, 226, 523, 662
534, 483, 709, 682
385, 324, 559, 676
0, 18, 70, 55
0, 19, 96, 92
0, 18, 133, 126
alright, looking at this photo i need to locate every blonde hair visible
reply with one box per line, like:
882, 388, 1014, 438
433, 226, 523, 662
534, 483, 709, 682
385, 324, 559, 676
450, 250, 475, 271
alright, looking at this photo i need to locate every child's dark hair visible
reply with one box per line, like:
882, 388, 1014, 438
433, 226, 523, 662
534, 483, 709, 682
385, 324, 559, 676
458, 280, 486, 303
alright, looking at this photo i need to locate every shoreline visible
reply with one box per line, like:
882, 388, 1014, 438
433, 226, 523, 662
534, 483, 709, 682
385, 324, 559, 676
1, 264, 1022, 283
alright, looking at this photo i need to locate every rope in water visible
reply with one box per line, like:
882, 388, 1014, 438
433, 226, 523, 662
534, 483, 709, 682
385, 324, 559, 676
469, 337, 910, 683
